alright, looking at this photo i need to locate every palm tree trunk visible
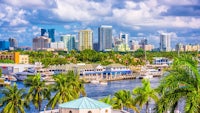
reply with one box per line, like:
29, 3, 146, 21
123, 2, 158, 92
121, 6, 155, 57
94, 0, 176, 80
146, 101, 149, 113
121, 104, 123, 111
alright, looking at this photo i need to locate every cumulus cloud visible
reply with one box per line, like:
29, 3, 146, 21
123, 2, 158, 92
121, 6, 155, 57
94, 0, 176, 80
0, 0, 200, 47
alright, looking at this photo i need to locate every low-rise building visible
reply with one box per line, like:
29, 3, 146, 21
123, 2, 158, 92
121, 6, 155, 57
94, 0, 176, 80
153, 57, 172, 65
0, 52, 29, 64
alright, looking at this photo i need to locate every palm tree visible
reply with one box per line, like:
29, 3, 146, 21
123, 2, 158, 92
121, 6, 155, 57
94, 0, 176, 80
112, 90, 139, 113
99, 95, 113, 105
0, 83, 28, 113
47, 71, 86, 109
133, 79, 158, 113
24, 74, 50, 111
155, 55, 200, 113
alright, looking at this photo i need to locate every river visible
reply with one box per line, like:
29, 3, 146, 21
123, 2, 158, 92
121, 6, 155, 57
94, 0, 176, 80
0, 78, 161, 113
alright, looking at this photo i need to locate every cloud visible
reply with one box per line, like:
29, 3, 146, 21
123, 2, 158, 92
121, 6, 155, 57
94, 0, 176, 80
52, 0, 112, 22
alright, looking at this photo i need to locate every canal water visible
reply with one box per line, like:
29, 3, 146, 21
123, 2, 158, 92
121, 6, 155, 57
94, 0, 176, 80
0, 78, 161, 113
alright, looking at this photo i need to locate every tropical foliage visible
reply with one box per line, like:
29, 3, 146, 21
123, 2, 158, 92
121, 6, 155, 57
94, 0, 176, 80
24, 74, 50, 111
100, 90, 139, 113
155, 55, 200, 113
133, 79, 158, 113
47, 71, 86, 109
0, 83, 28, 113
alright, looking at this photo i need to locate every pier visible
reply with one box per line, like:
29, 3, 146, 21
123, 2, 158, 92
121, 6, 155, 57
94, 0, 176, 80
80, 73, 138, 82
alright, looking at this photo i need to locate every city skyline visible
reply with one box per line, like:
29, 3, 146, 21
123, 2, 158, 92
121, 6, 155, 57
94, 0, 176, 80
0, 0, 200, 48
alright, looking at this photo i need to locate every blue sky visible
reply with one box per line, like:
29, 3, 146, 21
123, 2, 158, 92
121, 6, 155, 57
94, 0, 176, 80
0, 0, 200, 48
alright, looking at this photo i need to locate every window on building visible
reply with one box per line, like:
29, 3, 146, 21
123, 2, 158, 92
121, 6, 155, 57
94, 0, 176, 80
69, 110, 72, 113
88, 111, 92, 113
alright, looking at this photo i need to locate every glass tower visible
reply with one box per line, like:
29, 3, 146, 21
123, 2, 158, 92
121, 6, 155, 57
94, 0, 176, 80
98, 25, 112, 51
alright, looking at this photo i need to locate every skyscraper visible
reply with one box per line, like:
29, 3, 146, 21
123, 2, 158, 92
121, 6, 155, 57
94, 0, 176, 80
98, 25, 112, 51
9, 38, 18, 49
61, 34, 76, 51
41, 29, 46, 36
0, 40, 9, 50
78, 30, 93, 51
48, 29, 55, 42
41, 29, 55, 42
32, 36, 51, 50
119, 33, 128, 45
160, 33, 171, 51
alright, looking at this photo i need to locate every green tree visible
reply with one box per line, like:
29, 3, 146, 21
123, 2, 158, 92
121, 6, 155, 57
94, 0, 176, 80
155, 55, 200, 113
0, 83, 28, 113
133, 79, 158, 113
47, 71, 86, 109
0, 68, 2, 78
99, 95, 113, 105
112, 90, 139, 113
24, 74, 50, 111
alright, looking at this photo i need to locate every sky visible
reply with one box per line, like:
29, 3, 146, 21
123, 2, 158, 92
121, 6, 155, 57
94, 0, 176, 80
0, 0, 200, 48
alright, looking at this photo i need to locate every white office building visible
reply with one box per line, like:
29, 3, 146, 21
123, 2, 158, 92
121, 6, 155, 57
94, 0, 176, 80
160, 33, 171, 52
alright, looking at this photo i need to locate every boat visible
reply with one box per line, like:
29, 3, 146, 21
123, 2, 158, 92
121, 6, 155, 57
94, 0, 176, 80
2, 75, 17, 81
90, 80, 99, 84
13, 67, 54, 81
99, 81, 108, 85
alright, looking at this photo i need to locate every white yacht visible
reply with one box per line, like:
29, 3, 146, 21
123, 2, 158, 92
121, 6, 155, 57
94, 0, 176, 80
14, 67, 54, 81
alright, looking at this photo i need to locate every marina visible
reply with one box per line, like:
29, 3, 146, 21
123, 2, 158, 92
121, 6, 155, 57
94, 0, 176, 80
0, 78, 161, 113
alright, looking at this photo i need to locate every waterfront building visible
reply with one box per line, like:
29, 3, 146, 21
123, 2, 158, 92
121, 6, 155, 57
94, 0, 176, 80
98, 25, 112, 51
160, 33, 171, 52
50, 41, 65, 50
0, 52, 29, 64
9, 38, 18, 49
78, 30, 93, 51
48, 63, 132, 81
60, 35, 76, 51
0, 40, 9, 51
153, 57, 172, 65
32, 36, 51, 50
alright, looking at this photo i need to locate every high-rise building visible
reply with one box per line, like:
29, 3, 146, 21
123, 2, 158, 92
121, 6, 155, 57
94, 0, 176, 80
60, 35, 76, 51
48, 29, 55, 42
119, 33, 128, 45
41, 29, 55, 42
98, 25, 112, 51
0, 40, 10, 50
9, 38, 18, 49
32, 36, 51, 50
93, 43, 99, 51
140, 38, 148, 45
160, 33, 171, 52
50, 41, 65, 50
78, 30, 93, 51
41, 29, 47, 36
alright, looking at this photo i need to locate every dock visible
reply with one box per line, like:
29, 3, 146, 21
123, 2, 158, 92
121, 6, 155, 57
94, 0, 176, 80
81, 73, 138, 82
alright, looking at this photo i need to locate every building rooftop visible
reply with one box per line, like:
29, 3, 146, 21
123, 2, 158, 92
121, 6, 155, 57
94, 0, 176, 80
59, 97, 111, 109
